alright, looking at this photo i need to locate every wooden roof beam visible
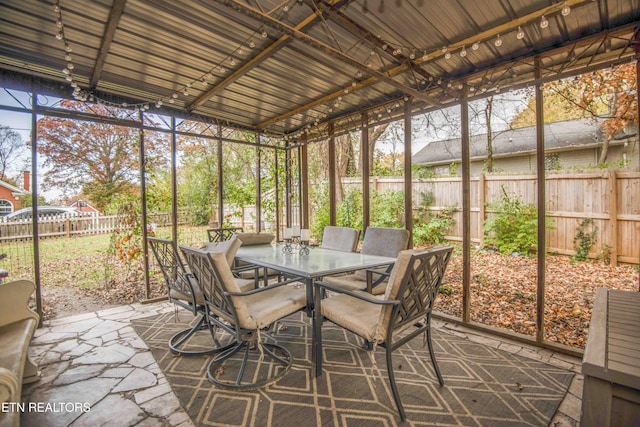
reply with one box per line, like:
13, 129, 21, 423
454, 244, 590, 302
188, 13, 319, 112
257, 0, 595, 130
89, 0, 127, 89
211, 0, 443, 107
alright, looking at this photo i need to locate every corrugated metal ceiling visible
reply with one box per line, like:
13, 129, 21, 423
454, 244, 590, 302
0, 0, 638, 140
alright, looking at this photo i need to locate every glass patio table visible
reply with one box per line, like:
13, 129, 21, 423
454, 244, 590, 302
235, 243, 395, 307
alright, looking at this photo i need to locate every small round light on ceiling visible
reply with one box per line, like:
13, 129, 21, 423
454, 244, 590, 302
261, 30, 268, 38
540, 15, 549, 29
460, 46, 467, 57
516, 26, 525, 40
494, 34, 503, 47
471, 42, 480, 51
561, 2, 571, 16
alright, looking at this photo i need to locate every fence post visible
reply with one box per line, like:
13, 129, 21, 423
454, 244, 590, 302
608, 171, 618, 267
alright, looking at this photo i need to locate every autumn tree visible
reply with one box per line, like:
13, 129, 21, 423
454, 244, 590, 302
0, 124, 27, 180
36, 100, 165, 209
511, 62, 637, 164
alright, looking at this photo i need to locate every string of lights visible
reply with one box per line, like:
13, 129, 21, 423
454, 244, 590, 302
52, 0, 572, 138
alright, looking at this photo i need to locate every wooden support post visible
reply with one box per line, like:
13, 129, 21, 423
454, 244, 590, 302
171, 117, 178, 242
404, 98, 413, 246
461, 85, 471, 324
255, 136, 262, 232
301, 140, 309, 229
217, 123, 224, 226
362, 112, 370, 232
328, 122, 337, 226
274, 149, 280, 240
139, 114, 150, 299
535, 57, 546, 344
30, 98, 42, 325
285, 141, 292, 228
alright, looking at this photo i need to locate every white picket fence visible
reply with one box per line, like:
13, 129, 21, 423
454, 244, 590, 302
0, 212, 174, 242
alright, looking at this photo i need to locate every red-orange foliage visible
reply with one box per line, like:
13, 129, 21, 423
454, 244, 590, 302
37, 100, 167, 207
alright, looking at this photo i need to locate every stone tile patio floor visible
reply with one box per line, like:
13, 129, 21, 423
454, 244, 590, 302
18, 301, 584, 426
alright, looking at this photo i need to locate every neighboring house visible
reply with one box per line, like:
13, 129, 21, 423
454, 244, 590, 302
0, 172, 29, 216
412, 120, 639, 176
69, 199, 100, 214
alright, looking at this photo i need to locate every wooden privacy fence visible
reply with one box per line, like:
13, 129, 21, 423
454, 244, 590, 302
342, 171, 640, 265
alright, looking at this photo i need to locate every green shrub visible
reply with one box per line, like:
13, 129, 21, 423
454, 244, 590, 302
484, 187, 540, 255
370, 190, 405, 228
412, 191, 455, 246
413, 208, 456, 245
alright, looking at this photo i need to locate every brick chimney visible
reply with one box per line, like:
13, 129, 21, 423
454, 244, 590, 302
23, 171, 30, 192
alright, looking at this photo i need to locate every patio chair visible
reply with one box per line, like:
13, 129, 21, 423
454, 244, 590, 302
148, 236, 251, 356
147, 237, 217, 356
320, 226, 360, 252
314, 246, 454, 421
180, 245, 307, 390
321, 226, 410, 294
233, 232, 279, 285
207, 227, 244, 243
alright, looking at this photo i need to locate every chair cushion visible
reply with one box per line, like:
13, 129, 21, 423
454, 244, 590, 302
235, 278, 256, 292
373, 249, 415, 340
200, 235, 242, 266
169, 285, 205, 306
360, 227, 409, 257
321, 292, 383, 342
209, 251, 305, 329
234, 232, 274, 246
322, 274, 365, 292
0, 318, 37, 377
320, 226, 359, 252
240, 285, 306, 329
353, 227, 408, 280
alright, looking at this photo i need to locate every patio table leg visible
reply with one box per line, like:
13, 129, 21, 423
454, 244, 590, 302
312, 279, 322, 377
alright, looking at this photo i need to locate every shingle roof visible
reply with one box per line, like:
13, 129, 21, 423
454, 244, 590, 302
412, 120, 605, 165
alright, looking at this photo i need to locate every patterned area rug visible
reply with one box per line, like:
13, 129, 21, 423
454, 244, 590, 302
131, 311, 573, 426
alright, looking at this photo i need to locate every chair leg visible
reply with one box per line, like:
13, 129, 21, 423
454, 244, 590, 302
426, 320, 444, 386
207, 338, 293, 390
385, 346, 406, 421
168, 312, 232, 356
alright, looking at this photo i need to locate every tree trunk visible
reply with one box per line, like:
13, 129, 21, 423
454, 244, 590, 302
598, 135, 611, 164
367, 124, 390, 174
485, 97, 494, 172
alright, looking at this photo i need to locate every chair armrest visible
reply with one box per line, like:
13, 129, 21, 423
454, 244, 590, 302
315, 280, 398, 305
0, 280, 39, 327
225, 276, 304, 297
365, 265, 393, 293
0, 368, 20, 403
